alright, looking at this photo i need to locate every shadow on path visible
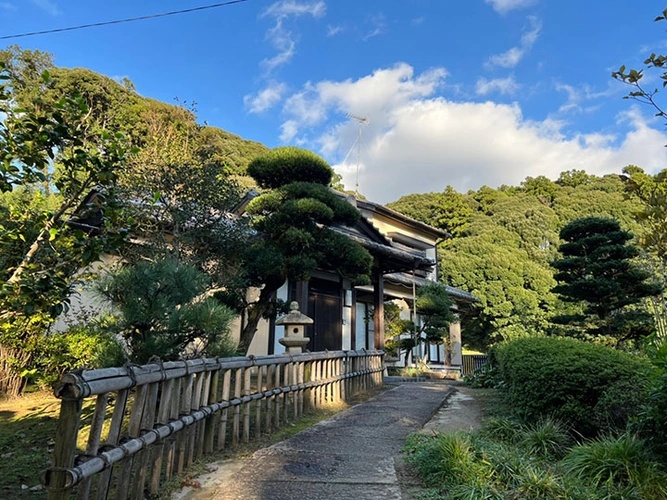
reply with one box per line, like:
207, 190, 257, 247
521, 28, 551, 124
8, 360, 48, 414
175, 382, 461, 500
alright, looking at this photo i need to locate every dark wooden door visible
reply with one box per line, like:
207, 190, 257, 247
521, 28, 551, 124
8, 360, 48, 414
307, 279, 342, 351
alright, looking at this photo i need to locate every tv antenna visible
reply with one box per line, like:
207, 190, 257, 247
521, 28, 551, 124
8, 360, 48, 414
343, 113, 370, 197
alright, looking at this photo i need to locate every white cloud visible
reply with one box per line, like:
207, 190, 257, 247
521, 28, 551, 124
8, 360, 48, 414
32, 0, 61, 16
244, 82, 288, 113
556, 82, 618, 114
263, 0, 325, 18
363, 13, 386, 41
411, 17, 425, 26
485, 0, 536, 15
486, 16, 541, 69
0, 2, 17, 11
280, 120, 299, 142
260, 1, 326, 74
327, 24, 344, 37
278, 63, 667, 204
476, 75, 520, 96
281, 63, 447, 139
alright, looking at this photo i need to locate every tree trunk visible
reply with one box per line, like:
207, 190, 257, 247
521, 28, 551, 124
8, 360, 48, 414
0, 344, 31, 397
237, 286, 277, 354
7, 179, 91, 285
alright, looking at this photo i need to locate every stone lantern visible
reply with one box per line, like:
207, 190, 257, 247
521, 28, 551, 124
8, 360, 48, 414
277, 301, 313, 354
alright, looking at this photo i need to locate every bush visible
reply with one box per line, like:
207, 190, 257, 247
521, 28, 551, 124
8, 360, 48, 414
37, 325, 126, 388
561, 433, 667, 498
464, 362, 499, 388
635, 342, 667, 458
247, 147, 333, 189
494, 337, 648, 436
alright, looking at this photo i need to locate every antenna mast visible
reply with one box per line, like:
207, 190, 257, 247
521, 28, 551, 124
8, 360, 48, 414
346, 113, 369, 196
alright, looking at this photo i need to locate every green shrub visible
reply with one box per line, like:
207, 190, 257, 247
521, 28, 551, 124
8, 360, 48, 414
519, 417, 572, 460
561, 433, 667, 499
479, 416, 521, 444
594, 378, 646, 435
495, 337, 648, 436
37, 325, 126, 387
464, 362, 499, 388
634, 342, 667, 458
247, 147, 333, 189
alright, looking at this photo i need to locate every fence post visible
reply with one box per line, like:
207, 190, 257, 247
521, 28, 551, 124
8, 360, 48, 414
46, 398, 83, 500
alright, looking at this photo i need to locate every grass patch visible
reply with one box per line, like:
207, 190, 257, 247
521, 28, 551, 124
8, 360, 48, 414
0, 391, 60, 499
402, 388, 667, 500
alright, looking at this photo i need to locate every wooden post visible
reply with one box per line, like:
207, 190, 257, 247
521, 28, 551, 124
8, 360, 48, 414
194, 371, 211, 460
75, 393, 108, 500
291, 361, 299, 420
255, 366, 263, 441
265, 364, 275, 435
131, 382, 160, 499
282, 361, 290, 424
46, 398, 83, 500
96, 388, 129, 500
164, 377, 182, 482
372, 268, 385, 350
176, 373, 193, 475
243, 367, 251, 443
204, 371, 220, 454
232, 368, 242, 446
116, 383, 149, 500
274, 364, 281, 428
217, 369, 232, 450
298, 362, 305, 417
150, 379, 174, 495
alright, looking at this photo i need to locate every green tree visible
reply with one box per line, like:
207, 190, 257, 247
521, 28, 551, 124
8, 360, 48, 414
226, 147, 373, 353
621, 165, 667, 341
551, 217, 662, 345
98, 258, 237, 364
0, 65, 131, 395
411, 283, 455, 363
388, 186, 473, 236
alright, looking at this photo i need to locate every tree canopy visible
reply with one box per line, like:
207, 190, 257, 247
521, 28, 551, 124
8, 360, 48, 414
226, 147, 373, 352
551, 217, 662, 344
388, 173, 646, 350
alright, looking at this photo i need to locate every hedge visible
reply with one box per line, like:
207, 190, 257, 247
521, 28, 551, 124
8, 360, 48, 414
494, 336, 648, 436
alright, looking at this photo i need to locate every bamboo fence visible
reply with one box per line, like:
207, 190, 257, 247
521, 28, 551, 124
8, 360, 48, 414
42, 349, 384, 500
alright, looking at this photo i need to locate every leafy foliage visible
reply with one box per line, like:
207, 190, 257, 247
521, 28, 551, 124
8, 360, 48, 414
389, 174, 645, 351
228, 147, 373, 352
635, 342, 667, 458
35, 325, 126, 388
551, 217, 662, 344
0, 62, 131, 395
562, 434, 667, 499
247, 146, 333, 189
97, 258, 237, 364
494, 337, 648, 436
404, 415, 667, 500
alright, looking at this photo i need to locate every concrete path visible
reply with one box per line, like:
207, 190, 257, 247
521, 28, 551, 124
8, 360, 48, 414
176, 382, 457, 500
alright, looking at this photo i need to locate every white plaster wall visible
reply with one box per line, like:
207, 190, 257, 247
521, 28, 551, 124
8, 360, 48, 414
51, 254, 119, 332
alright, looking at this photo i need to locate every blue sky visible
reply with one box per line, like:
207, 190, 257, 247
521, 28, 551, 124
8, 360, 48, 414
1, 0, 667, 203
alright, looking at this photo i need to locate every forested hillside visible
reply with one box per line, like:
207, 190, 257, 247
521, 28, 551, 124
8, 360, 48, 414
0, 45, 268, 178
388, 170, 662, 350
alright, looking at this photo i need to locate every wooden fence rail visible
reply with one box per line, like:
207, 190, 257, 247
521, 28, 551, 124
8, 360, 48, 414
42, 349, 384, 500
